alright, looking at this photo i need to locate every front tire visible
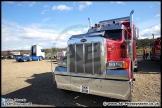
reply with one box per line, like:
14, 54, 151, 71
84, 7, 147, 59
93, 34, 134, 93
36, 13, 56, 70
39, 56, 43, 61
38, 56, 42, 61
134, 68, 138, 72
29, 57, 32, 61
133, 60, 138, 72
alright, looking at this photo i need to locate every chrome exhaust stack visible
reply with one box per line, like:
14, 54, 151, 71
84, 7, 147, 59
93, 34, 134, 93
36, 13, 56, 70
88, 17, 92, 29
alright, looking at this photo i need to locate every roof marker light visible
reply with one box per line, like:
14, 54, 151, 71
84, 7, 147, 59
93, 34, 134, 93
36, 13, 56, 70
94, 23, 97, 28
102, 24, 105, 27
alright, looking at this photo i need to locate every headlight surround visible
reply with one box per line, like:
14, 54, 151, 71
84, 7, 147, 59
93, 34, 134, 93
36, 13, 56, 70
109, 62, 123, 67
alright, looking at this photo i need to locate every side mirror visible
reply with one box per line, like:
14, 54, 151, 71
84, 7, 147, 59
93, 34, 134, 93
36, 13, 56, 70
41, 49, 44, 52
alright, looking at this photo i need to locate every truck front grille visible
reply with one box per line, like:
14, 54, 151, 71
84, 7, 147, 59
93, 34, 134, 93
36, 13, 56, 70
69, 42, 101, 74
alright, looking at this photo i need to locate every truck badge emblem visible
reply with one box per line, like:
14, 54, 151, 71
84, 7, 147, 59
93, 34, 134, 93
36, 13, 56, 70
81, 39, 87, 42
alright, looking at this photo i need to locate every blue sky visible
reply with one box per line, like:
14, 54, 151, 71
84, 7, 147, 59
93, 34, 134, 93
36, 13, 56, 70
1, 1, 161, 51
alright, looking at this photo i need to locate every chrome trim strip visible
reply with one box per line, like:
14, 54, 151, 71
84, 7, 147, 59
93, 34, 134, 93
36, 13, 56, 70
75, 44, 77, 74
106, 70, 128, 80
99, 16, 130, 24
88, 25, 124, 33
92, 42, 94, 75
67, 45, 69, 73
83, 43, 85, 74
55, 74, 129, 81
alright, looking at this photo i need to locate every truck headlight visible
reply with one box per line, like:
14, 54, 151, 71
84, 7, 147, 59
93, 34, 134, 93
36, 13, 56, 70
107, 61, 128, 69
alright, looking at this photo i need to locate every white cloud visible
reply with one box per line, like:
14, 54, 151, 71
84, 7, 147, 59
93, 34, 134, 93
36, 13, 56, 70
42, 17, 51, 22
41, 9, 50, 14
137, 18, 160, 30
43, 4, 49, 8
85, 2, 92, 6
17, 1, 36, 7
139, 24, 161, 39
110, 1, 125, 4
149, 6, 153, 8
154, 14, 160, 17
67, 30, 82, 35
17, 3, 24, 7
137, 18, 140, 20
29, 2, 36, 7
73, 2, 76, 6
2, 19, 88, 50
79, 4, 86, 11
78, 2, 92, 11
52, 5, 73, 11
116, 2, 125, 4
6, 1, 15, 3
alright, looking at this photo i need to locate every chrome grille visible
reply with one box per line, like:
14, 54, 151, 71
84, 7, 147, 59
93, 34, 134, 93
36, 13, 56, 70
76, 44, 83, 73
94, 43, 101, 74
69, 44, 75, 72
69, 42, 101, 74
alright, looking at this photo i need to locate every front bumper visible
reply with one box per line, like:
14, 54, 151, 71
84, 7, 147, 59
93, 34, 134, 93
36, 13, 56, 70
53, 66, 132, 100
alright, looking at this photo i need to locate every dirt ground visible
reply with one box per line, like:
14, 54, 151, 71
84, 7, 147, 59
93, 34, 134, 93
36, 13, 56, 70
1, 58, 161, 107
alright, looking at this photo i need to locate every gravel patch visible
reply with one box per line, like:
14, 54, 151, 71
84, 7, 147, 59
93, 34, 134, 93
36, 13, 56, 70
1, 59, 161, 107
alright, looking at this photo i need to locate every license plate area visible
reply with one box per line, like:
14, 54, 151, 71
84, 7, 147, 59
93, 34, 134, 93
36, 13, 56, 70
80, 85, 89, 93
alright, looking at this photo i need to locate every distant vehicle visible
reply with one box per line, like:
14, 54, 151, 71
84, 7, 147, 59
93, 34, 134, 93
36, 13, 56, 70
1, 56, 8, 60
16, 45, 45, 62
16, 55, 32, 62
150, 34, 161, 61
7, 50, 20, 59
1, 56, 3, 59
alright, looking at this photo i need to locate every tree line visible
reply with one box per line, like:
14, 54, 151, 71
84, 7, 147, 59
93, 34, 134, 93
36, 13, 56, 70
1, 48, 66, 57
137, 38, 153, 49
1, 38, 154, 56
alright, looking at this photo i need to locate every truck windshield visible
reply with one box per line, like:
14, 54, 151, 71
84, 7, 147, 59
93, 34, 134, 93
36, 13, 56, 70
104, 29, 122, 40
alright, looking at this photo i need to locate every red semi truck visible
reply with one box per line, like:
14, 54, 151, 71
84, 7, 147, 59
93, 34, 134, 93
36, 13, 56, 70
53, 10, 139, 101
150, 34, 161, 61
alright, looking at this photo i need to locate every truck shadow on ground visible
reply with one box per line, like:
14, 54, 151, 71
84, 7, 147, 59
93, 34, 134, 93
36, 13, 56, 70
46, 60, 57, 63
2, 72, 123, 107
12, 61, 38, 63
136, 58, 161, 74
